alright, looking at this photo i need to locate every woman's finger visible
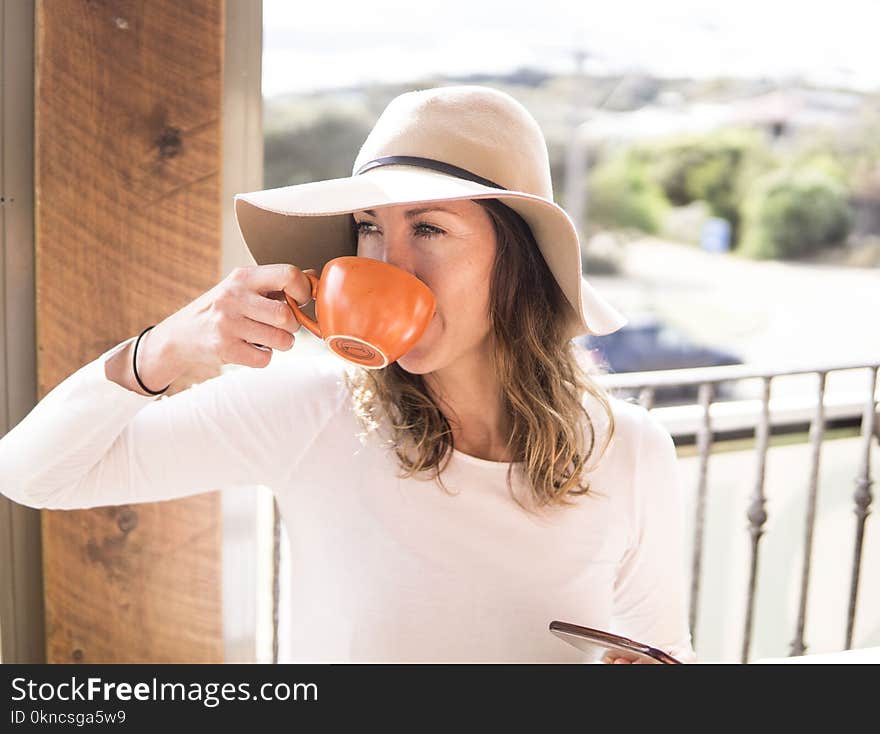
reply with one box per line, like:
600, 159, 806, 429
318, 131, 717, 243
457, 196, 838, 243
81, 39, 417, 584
235, 313, 296, 352
239, 290, 302, 334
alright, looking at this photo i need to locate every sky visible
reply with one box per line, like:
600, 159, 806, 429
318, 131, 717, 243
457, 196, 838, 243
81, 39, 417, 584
261, 0, 880, 97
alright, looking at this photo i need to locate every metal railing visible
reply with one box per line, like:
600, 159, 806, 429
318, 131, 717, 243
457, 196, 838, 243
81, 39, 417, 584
599, 359, 880, 662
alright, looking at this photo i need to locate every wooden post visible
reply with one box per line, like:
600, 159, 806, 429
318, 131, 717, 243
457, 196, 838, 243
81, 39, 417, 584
35, 0, 225, 663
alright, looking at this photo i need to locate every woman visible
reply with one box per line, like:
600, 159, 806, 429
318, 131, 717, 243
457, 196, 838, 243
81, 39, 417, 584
0, 85, 696, 663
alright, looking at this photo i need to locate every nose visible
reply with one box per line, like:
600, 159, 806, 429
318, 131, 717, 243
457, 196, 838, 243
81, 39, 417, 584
374, 229, 417, 276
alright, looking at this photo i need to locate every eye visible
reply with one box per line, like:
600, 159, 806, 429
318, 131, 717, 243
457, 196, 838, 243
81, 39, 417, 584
355, 221, 377, 236
413, 223, 445, 239
354, 221, 445, 239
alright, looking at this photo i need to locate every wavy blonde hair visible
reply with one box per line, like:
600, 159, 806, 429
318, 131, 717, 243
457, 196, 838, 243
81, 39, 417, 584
342, 197, 617, 514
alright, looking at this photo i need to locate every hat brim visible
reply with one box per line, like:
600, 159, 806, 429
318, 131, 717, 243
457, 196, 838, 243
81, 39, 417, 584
233, 165, 627, 338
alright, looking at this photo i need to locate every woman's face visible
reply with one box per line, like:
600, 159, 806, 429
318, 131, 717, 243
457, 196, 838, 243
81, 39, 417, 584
353, 198, 497, 375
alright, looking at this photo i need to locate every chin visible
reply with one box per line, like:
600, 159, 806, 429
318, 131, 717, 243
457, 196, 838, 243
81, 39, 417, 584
394, 314, 443, 374
395, 347, 439, 375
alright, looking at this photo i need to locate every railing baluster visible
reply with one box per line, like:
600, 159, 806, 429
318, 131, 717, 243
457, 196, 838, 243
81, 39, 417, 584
638, 386, 655, 410
688, 381, 714, 647
845, 365, 878, 649
272, 495, 282, 664
742, 376, 772, 663
790, 371, 827, 656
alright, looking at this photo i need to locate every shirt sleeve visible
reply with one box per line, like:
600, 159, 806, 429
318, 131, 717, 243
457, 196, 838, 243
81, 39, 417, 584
0, 335, 345, 510
610, 407, 698, 663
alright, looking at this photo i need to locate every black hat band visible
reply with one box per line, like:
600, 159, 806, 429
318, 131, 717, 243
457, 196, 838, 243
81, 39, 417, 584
354, 155, 506, 190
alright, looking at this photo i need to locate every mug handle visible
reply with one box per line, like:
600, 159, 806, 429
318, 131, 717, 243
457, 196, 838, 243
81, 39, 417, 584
285, 270, 322, 339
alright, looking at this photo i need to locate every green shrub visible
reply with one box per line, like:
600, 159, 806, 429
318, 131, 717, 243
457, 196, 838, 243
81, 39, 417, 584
587, 149, 669, 233
739, 168, 853, 259
786, 125, 880, 193
788, 150, 849, 185
637, 129, 774, 244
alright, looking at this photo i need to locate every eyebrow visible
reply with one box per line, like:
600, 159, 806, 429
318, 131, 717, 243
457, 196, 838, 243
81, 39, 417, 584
360, 206, 461, 218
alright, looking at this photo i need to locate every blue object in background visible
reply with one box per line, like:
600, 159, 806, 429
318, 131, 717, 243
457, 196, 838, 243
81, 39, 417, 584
701, 217, 731, 253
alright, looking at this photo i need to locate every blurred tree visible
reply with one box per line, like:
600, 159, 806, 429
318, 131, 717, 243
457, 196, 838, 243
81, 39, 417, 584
587, 147, 669, 233
636, 128, 774, 245
263, 110, 372, 189
739, 167, 853, 259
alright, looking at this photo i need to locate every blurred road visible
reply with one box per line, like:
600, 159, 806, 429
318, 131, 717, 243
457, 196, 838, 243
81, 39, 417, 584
588, 237, 880, 400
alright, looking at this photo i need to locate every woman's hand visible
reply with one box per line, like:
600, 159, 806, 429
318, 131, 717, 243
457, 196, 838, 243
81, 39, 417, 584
601, 652, 660, 664
148, 263, 316, 374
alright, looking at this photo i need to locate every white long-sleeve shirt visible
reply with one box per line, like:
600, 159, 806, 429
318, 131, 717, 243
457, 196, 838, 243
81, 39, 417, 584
0, 335, 697, 663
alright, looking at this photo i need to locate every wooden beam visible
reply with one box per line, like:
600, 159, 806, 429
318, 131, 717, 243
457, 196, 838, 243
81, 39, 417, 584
35, 0, 225, 663
1, 0, 44, 665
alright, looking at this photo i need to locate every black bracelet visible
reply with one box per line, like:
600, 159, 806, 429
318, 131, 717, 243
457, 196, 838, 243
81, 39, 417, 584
133, 325, 171, 395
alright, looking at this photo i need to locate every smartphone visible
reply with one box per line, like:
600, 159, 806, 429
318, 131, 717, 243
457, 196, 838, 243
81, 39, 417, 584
549, 620, 683, 664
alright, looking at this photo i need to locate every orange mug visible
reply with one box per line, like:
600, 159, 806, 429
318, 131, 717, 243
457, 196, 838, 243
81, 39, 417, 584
284, 256, 436, 368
